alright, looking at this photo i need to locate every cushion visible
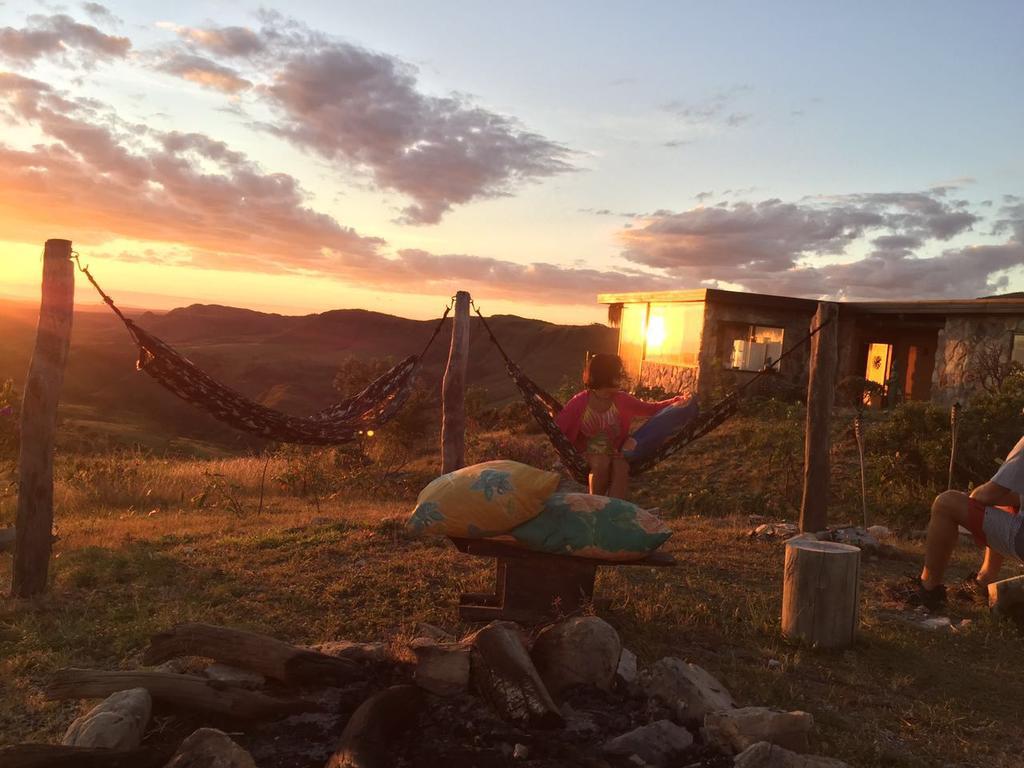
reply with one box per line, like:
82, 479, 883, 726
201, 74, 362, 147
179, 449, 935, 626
623, 397, 699, 463
407, 460, 561, 538
507, 492, 671, 561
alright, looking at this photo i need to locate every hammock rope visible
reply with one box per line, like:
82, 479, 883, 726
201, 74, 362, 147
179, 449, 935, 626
72, 255, 451, 445
472, 300, 832, 483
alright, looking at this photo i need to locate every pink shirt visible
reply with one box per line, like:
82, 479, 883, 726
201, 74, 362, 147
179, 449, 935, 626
555, 390, 679, 453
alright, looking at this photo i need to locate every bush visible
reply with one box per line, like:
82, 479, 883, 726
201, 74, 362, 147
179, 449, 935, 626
0, 379, 18, 462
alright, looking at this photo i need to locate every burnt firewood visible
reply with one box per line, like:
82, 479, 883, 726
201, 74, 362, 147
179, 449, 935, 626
325, 684, 424, 768
143, 622, 360, 685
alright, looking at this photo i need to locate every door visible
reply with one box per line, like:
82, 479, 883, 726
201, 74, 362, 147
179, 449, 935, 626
864, 342, 893, 409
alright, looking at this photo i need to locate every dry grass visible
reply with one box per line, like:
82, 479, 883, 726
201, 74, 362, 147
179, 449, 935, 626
1, 425, 1023, 767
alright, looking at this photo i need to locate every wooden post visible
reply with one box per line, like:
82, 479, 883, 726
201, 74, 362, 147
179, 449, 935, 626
782, 538, 860, 649
799, 302, 838, 533
441, 291, 470, 474
12, 239, 74, 597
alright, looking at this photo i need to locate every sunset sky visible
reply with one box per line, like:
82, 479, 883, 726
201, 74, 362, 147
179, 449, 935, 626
1, 1, 1022, 324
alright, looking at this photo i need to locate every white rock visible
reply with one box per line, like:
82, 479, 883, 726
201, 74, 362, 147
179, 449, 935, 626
831, 527, 879, 550
153, 658, 189, 674
919, 616, 953, 631
409, 637, 470, 696
203, 663, 265, 689
640, 657, 735, 722
164, 728, 257, 768
705, 706, 814, 754
513, 743, 530, 759
314, 640, 388, 663
62, 688, 151, 749
531, 616, 621, 696
602, 720, 694, 767
767, 659, 783, 671
616, 647, 639, 686
734, 741, 849, 768
866, 525, 891, 539
414, 622, 456, 643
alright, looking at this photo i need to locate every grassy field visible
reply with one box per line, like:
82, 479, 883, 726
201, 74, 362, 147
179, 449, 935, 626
1, 417, 1023, 767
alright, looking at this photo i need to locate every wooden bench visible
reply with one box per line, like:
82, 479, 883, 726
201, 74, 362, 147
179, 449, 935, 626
448, 536, 676, 624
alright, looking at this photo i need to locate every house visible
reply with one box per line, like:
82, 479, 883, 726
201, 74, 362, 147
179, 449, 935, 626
597, 289, 1024, 406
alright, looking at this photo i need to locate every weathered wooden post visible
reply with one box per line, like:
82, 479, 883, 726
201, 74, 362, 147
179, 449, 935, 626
441, 291, 471, 474
12, 239, 74, 598
799, 301, 838, 533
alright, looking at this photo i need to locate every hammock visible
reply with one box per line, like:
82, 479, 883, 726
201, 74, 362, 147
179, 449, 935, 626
473, 303, 828, 484
75, 257, 449, 445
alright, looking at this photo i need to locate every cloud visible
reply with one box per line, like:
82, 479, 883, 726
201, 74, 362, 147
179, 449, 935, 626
173, 24, 266, 57
0, 13, 130, 66
0, 73, 380, 268
0, 73, 649, 305
619, 191, 1021, 300
81, 3, 120, 26
156, 53, 252, 93
663, 86, 752, 129
151, 16, 574, 224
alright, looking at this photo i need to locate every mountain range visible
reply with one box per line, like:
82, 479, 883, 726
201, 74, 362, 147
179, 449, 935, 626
0, 300, 616, 452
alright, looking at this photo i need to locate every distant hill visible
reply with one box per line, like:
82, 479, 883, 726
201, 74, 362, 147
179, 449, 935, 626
0, 300, 616, 452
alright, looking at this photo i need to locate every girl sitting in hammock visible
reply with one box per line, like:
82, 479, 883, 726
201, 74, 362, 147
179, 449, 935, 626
555, 354, 685, 499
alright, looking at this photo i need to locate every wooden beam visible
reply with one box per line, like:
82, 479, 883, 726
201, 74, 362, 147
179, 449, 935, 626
441, 291, 470, 474
45, 669, 312, 720
799, 302, 839, 533
142, 622, 360, 685
12, 239, 74, 597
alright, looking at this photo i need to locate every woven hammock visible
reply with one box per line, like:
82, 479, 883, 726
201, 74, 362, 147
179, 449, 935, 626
76, 258, 448, 445
473, 304, 825, 484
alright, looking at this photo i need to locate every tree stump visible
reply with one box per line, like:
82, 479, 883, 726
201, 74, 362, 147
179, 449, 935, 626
781, 539, 860, 649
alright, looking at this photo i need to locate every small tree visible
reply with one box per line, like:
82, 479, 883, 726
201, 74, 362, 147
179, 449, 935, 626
965, 338, 1024, 395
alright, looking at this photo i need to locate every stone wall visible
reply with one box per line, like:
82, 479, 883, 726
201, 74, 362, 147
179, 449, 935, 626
638, 360, 697, 396
932, 315, 1024, 406
697, 301, 818, 400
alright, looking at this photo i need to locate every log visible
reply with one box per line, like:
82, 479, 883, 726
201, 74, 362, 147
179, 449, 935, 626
781, 539, 860, 649
0, 744, 168, 768
325, 685, 424, 768
800, 302, 839, 533
143, 622, 360, 685
13, 238, 74, 597
469, 620, 563, 728
45, 668, 312, 719
441, 290, 470, 473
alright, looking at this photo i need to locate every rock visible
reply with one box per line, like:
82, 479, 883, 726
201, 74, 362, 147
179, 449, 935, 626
831, 527, 879, 550
315, 640, 389, 663
734, 741, 849, 768
705, 706, 814, 753
602, 719, 694, 767
531, 616, 621, 696
414, 622, 456, 643
767, 659, 783, 671
866, 525, 891, 539
62, 688, 151, 749
987, 575, 1024, 615
153, 657, 189, 674
750, 523, 799, 541
616, 647, 639, 686
409, 638, 470, 696
165, 728, 257, 768
640, 657, 735, 722
203, 663, 265, 689
562, 703, 600, 736
919, 616, 953, 631
513, 743, 530, 759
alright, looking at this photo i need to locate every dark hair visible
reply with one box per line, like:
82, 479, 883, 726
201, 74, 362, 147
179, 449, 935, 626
584, 354, 624, 389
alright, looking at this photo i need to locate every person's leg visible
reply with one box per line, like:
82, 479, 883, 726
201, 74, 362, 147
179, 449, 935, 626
969, 482, 1018, 584
920, 490, 972, 590
587, 453, 611, 496
608, 456, 630, 500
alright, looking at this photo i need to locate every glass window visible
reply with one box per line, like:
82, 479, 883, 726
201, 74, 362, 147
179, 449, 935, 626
644, 302, 704, 367
724, 324, 785, 371
1012, 333, 1024, 365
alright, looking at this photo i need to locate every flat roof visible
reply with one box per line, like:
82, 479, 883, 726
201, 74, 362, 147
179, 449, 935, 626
597, 288, 1024, 316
